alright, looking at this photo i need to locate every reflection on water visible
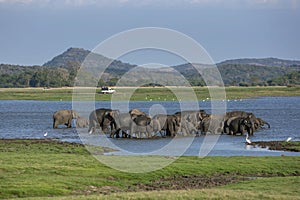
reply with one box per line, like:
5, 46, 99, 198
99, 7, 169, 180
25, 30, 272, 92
0, 97, 299, 156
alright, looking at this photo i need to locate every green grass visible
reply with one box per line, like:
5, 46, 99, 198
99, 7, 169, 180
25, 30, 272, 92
0, 139, 299, 199
224, 86, 300, 99
222, 176, 300, 197
253, 141, 300, 152
0, 86, 299, 101
17, 177, 300, 200
279, 141, 300, 152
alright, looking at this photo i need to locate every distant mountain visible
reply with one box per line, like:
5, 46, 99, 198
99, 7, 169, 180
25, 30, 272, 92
217, 64, 299, 86
218, 57, 300, 67
43, 47, 136, 77
172, 63, 300, 86
43, 48, 91, 67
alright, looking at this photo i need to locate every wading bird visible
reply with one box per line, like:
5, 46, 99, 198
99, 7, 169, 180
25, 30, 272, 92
286, 137, 292, 142
246, 133, 251, 145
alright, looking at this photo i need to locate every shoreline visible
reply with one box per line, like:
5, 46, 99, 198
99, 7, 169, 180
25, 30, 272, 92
1, 138, 299, 153
251, 141, 300, 152
0, 86, 299, 101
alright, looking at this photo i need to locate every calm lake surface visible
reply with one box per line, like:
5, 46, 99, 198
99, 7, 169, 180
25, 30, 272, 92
0, 96, 299, 156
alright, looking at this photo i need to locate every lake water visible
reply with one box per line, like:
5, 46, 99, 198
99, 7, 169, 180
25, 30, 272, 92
0, 96, 299, 156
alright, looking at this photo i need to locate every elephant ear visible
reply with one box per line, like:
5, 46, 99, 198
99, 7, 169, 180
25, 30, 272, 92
130, 114, 138, 120
72, 110, 79, 119
146, 117, 151, 125
112, 110, 120, 116
174, 117, 181, 126
243, 118, 252, 127
248, 114, 256, 120
226, 116, 238, 126
196, 112, 202, 121
186, 115, 192, 122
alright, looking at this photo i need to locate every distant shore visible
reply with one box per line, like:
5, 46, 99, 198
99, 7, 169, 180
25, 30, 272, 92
0, 86, 299, 101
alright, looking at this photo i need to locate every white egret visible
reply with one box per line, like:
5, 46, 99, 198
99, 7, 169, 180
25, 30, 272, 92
246, 134, 251, 144
43, 132, 48, 137
286, 137, 292, 142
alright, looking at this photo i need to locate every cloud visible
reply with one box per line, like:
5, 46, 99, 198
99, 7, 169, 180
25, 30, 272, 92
0, 0, 298, 9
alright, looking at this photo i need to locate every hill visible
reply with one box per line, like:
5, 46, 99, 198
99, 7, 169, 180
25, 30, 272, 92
0, 47, 299, 87
43, 47, 136, 78
218, 57, 300, 67
43, 48, 91, 67
172, 63, 300, 86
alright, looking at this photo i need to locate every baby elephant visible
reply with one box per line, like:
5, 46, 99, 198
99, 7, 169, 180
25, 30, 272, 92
76, 116, 89, 128
227, 117, 253, 136
53, 110, 79, 128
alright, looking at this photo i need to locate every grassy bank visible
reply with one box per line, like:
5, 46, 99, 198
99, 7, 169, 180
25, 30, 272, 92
252, 141, 300, 152
0, 86, 299, 101
1, 139, 299, 199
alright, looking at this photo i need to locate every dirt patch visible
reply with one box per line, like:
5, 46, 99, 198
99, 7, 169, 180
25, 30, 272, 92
128, 174, 247, 192
73, 185, 122, 196
71, 174, 248, 196
72, 172, 300, 196
251, 141, 300, 152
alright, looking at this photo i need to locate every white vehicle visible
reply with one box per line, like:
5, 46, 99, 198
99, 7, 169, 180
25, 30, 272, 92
101, 87, 115, 94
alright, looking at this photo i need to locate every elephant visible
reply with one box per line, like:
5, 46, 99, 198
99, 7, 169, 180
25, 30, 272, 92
76, 116, 89, 128
255, 117, 270, 130
223, 116, 238, 134
200, 114, 224, 134
108, 113, 132, 138
175, 110, 207, 135
53, 110, 79, 129
131, 114, 152, 138
107, 112, 152, 138
227, 117, 253, 136
224, 111, 258, 133
88, 108, 118, 134
150, 114, 181, 137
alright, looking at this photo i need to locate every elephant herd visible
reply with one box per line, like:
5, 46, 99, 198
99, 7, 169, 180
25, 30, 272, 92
53, 108, 270, 139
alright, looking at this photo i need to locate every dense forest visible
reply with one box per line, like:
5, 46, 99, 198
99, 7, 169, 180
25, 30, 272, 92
0, 48, 299, 88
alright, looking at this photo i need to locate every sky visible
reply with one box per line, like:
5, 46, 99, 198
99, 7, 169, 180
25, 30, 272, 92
0, 0, 299, 66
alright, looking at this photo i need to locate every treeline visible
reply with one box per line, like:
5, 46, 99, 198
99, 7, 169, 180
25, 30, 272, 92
0, 62, 118, 88
0, 68, 70, 87
173, 63, 300, 87
182, 68, 300, 87
0, 63, 79, 88
186, 71, 300, 87
0, 63, 299, 88
267, 71, 300, 86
